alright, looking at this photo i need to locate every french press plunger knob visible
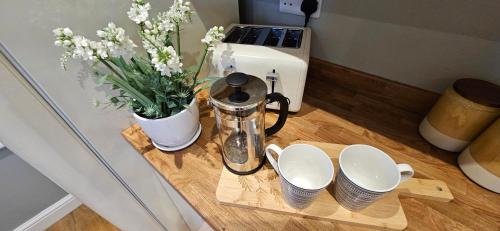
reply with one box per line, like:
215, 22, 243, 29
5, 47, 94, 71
226, 72, 250, 103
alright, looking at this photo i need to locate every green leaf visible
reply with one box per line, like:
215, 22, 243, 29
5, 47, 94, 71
118, 56, 131, 71
109, 97, 119, 105
117, 103, 127, 109
127, 72, 145, 89
96, 75, 107, 86
93, 99, 101, 107
103, 73, 155, 109
131, 56, 153, 75
170, 108, 180, 116
166, 101, 176, 109
193, 84, 211, 95
196, 76, 220, 85
109, 56, 131, 72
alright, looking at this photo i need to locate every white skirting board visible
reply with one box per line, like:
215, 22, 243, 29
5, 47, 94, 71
13, 194, 81, 231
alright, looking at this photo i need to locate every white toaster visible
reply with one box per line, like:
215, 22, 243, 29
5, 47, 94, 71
208, 24, 311, 112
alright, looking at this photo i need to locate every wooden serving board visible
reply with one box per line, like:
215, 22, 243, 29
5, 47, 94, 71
216, 141, 454, 230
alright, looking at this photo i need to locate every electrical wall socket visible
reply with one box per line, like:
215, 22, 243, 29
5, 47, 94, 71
279, 0, 322, 19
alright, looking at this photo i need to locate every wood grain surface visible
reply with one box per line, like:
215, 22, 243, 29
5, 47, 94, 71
47, 205, 119, 231
216, 141, 453, 230
122, 58, 500, 231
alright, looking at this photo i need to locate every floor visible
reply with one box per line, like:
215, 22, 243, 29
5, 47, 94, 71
48, 58, 446, 230
47, 205, 118, 231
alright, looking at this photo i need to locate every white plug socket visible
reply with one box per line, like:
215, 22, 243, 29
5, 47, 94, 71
279, 0, 322, 19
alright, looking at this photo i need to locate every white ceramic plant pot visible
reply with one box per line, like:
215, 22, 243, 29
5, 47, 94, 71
133, 98, 200, 150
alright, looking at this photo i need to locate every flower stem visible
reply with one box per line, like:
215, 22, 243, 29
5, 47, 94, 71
140, 32, 161, 51
139, 24, 152, 60
101, 59, 126, 80
175, 24, 181, 55
192, 46, 209, 89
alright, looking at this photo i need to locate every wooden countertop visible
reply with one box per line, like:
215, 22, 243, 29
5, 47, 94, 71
122, 59, 500, 230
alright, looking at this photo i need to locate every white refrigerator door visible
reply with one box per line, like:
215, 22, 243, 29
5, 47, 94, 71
0, 0, 238, 230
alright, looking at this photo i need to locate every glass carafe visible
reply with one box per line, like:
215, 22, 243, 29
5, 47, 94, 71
209, 72, 289, 175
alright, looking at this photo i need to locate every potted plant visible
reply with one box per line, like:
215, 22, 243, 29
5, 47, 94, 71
53, 0, 224, 151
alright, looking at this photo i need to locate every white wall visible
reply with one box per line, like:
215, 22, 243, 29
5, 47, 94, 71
0, 53, 168, 230
0, 148, 67, 231
0, 0, 237, 230
241, 0, 500, 92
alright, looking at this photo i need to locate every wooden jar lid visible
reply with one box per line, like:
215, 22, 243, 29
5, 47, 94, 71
453, 78, 500, 108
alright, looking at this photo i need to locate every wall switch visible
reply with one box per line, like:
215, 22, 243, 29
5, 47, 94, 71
279, 0, 322, 18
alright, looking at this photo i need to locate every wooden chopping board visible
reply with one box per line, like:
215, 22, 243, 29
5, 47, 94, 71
216, 141, 454, 230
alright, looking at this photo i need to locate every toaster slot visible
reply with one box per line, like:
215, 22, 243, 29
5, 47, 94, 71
240, 27, 265, 45
263, 28, 283, 47
282, 29, 303, 48
223, 26, 248, 43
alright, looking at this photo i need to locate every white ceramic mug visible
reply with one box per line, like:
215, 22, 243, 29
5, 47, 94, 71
334, 144, 414, 211
265, 144, 334, 209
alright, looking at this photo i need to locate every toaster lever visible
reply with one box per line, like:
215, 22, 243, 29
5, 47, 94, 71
266, 69, 279, 93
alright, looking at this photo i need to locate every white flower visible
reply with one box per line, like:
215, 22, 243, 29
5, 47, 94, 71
53, 27, 78, 68
59, 51, 71, 70
96, 30, 106, 37
144, 20, 152, 29
53, 28, 64, 36
156, 12, 175, 32
97, 22, 136, 57
201, 26, 225, 50
72, 36, 103, 61
140, 19, 169, 52
137, 0, 191, 52
149, 46, 182, 76
53, 27, 74, 48
63, 28, 73, 36
93, 41, 108, 59
166, 0, 192, 24
72, 35, 86, 47
53, 27, 111, 68
127, 1, 151, 24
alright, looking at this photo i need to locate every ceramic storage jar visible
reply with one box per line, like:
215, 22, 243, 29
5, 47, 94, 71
419, 79, 500, 152
458, 118, 500, 193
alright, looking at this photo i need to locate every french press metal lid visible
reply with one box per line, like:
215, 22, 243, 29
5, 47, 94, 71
209, 72, 289, 175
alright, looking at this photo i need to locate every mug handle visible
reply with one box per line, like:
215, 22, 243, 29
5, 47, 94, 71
265, 144, 283, 175
397, 164, 414, 182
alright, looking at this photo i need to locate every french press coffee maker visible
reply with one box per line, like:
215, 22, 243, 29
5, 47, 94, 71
209, 72, 289, 175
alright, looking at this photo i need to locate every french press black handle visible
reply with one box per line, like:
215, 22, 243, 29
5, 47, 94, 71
265, 92, 289, 136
